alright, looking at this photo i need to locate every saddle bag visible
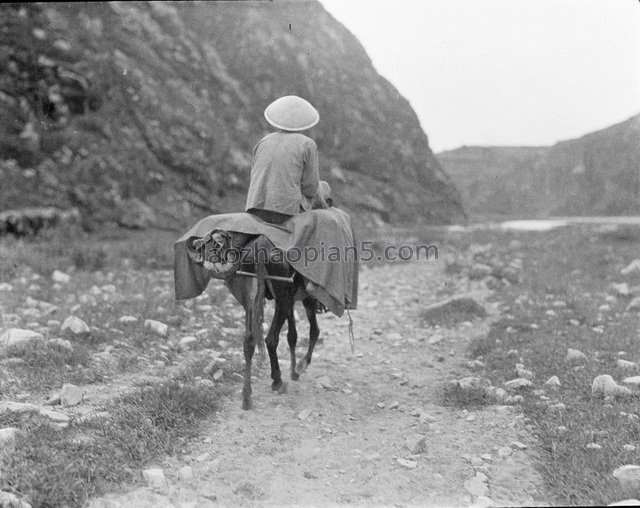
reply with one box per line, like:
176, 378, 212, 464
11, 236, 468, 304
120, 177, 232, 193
187, 230, 250, 279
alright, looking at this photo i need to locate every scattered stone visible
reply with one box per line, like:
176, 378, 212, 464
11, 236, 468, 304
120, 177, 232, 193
515, 363, 533, 379
627, 297, 640, 312
511, 441, 527, 450
0, 427, 19, 446
39, 408, 70, 429
549, 402, 566, 411
142, 468, 167, 489
179, 336, 198, 349
623, 376, 640, 386
60, 384, 84, 406
566, 348, 588, 363
428, 335, 443, 345
0, 328, 44, 348
61, 316, 90, 336
405, 434, 426, 454
545, 376, 561, 388
48, 338, 73, 351
480, 453, 492, 461
213, 369, 224, 381
389, 401, 400, 410
569, 319, 580, 326
504, 378, 533, 390
144, 319, 168, 337
298, 409, 312, 421
498, 446, 512, 457
51, 270, 71, 283
470, 456, 483, 467
0, 491, 32, 508
621, 260, 640, 276
545, 309, 557, 317
598, 304, 611, 312
611, 282, 631, 297
464, 476, 488, 497
625, 445, 637, 452
586, 443, 602, 450
177, 465, 194, 481
316, 375, 333, 389
118, 315, 138, 324
592, 374, 632, 398
196, 452, 211, 462
618, 359, 639, 370
397, 458, 417, 469
456, 377, 482, 390
0, 283, 13, 291
613, 465, 640, 490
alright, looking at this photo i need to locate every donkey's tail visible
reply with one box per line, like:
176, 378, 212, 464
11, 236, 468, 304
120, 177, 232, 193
251, 261, 267, 360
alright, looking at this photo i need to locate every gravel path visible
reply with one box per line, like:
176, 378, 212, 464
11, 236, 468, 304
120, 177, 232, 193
91, 260, 545, 507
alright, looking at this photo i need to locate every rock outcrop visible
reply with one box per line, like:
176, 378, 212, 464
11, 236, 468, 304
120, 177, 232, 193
438, 114, 640, 218
0, 2, 465, 232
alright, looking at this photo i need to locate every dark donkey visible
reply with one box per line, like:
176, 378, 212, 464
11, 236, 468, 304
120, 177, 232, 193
225, 235, 322, 410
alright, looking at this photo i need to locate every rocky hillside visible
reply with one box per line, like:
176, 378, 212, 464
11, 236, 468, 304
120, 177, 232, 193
438, 114, 640, 218
0, 2, 465, 233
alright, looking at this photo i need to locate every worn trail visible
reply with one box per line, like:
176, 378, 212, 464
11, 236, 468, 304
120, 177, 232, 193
93, 260, 545, 507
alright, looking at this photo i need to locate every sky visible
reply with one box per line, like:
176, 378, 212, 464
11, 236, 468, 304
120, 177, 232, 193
320, 0, 640, 152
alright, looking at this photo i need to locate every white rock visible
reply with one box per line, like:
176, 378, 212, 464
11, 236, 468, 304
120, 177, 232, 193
608, 500, 640, 507
51, 270, 71, 283
177, 465, 194, 481
405, 434, 426, 454
613, 465, 640, 490
48, 338, 73, 351
61, 316, 90, 336
515, 364, 534, 379
297, 409, 312, 421
0, 491, 32, 508
144, 319, 168, 337
592, 374, 632, 398
625, 445, 637, 452
0, 282, 13, 291
0, 328, 44, 348
212, 369, 224, 381
623, 376, 640, 385
498, 446, 512, 457
586, 443, 602, 450
627, 297, 640, 312
456, 377, 482, 390
611, 282, 631, 297
511, 441, 528, 450
60, 384, 84, 406
142, 468, 167, 489
617, 359, 639, 370
118, 315, 138, 324
397, 458, 417, 469
464, 477, 488, 497
621, 260, 640, 276
179, 336, 198, 348
0, 427, 19, 446
504, 378, 533, 390
566, 348, 588, 362
316, 375, 333, 389
545, 375, 561, 388
549, 402, 566, 411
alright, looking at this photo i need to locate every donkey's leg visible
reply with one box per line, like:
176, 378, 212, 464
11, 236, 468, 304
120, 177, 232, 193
287, 306, 299, 381
242, 309, 255, 410
266, 291, 292, 392
296, 297, 320, 376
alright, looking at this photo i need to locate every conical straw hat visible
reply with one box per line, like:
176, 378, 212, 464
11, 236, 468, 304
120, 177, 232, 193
264, 95, 319, 132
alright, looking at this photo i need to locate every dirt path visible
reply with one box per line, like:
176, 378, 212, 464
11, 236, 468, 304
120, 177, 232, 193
92, 261, 545, 507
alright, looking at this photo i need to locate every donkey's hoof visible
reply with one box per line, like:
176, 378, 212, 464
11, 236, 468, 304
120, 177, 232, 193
277, 382, 288, 394
271, 380, 283, 392
296, 360, 308, 375
290, 371, 300, 381
242, 398, 252, 410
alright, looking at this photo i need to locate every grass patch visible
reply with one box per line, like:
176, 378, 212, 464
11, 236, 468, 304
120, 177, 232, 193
0, 377, 225, 508
461, 225, 640, 506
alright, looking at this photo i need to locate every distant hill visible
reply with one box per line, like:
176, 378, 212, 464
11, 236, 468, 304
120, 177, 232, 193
0, 2, 465, 232
438, 114, 640, 218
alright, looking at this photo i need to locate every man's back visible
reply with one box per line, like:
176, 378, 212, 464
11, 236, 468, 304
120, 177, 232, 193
245, 131, 319, 217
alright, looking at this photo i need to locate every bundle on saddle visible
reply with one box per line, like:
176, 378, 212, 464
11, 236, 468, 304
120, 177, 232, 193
174, 194, 358, 317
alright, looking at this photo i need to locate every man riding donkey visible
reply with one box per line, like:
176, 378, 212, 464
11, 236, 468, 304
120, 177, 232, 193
174, 95, 356, 409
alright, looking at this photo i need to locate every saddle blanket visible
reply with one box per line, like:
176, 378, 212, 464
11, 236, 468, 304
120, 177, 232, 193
174, 208, 358, 316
